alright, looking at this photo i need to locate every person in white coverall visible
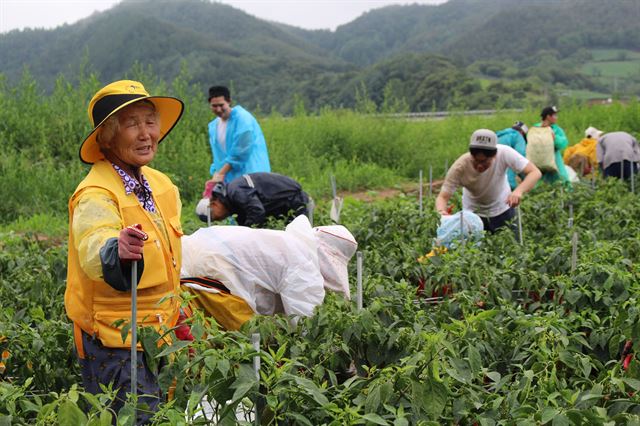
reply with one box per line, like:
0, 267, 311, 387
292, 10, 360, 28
180, 215, 357, 330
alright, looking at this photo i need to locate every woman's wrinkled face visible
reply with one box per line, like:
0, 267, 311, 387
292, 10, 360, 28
104, 102, 160, 169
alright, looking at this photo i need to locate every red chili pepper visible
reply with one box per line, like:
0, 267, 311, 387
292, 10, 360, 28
175, 311, 194, 342
623, 354, 633, 371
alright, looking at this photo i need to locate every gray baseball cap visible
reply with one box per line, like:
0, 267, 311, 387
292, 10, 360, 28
469, 129, 498, 150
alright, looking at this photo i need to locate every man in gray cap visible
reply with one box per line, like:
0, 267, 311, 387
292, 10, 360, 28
436, 129, 541, 234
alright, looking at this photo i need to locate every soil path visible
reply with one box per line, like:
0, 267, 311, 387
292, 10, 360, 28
339, 179, 444, 202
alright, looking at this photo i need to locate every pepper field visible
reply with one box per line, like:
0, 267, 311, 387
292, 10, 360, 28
3, 74, 640, 424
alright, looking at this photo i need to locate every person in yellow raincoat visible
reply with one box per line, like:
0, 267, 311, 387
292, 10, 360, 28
563, 126, 603, 177
65, 80, 184, 422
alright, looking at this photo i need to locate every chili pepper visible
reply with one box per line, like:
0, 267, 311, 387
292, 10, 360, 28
623, 354, 633, 371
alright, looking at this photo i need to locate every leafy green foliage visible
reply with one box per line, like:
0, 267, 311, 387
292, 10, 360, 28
5, 174, 640, 423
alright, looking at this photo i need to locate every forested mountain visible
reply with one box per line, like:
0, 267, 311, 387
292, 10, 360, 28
1, 0, 638, 112
283, 0, 508, 66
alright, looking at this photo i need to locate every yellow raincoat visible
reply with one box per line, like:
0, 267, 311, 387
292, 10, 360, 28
563, 138, 598, 176
66, 160, 183, 355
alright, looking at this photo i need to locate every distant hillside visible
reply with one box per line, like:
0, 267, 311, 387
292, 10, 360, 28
0, 0, 352, 110
1, 0, 639, 112
284, 0, 509, 66
446, 0, 640, 62
288, 0, 640, 67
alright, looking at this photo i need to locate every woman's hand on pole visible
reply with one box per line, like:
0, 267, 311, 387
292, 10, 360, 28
118, 224, 148, 261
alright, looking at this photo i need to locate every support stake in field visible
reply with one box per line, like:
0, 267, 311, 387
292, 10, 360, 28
429, 165, 433, 197
329, 175, 343, 224
571, 231, 578, 273
568, 202, 573, 229
356, 251, 363, 311
517, 206, 523, 245
419, 169, 423, 216
252, 333, 261, 426
307, 198, 315, 227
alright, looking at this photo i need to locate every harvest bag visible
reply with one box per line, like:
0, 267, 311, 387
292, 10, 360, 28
526, 127, 557, 172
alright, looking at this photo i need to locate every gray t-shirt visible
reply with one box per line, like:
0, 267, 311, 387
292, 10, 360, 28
596, 131, 640, 169
441, 145, 529, 218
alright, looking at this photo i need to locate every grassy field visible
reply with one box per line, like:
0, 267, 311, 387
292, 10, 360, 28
582, 61, 640, 78
2, 73, 640, 235
589, 48, 640, 62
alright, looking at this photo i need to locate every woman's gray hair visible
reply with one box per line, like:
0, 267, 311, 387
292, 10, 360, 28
96, 99, 160, 148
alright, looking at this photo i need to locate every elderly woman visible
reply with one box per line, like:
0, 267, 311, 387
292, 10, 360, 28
65, 80, 184, 421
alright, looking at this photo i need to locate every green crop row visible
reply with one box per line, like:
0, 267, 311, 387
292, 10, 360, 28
3, 177, 640, 424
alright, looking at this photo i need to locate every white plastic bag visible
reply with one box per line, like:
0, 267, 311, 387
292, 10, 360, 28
436, 210, 484, 248
565, 165, 580, 183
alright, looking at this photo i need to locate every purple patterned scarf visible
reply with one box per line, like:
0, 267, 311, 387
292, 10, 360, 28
111, 163, 157, 213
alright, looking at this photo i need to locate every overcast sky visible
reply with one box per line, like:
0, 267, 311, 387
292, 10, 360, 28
0, 0, 447, 33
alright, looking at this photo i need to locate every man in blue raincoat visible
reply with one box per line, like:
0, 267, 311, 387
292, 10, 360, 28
207, 86, 271, 184
497, 121, 528, 189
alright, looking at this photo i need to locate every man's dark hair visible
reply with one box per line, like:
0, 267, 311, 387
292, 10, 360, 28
469, 147, 497, 158
208, 86, 231, 102
540, 105, 558, 120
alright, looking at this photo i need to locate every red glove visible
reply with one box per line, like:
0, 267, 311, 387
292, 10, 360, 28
202, 179, 215, 198
118, 224, 148, 261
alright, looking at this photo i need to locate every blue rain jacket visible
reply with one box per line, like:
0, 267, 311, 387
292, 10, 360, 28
533, 122, 570, 187
208, 106, 271, 183
497, 128, 527, 189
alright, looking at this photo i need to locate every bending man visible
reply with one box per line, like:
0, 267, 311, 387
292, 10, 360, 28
197, 172, 310, 227
436, 129, 541, 235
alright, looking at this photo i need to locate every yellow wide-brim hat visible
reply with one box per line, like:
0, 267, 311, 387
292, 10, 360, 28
80, 79, 184, 164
